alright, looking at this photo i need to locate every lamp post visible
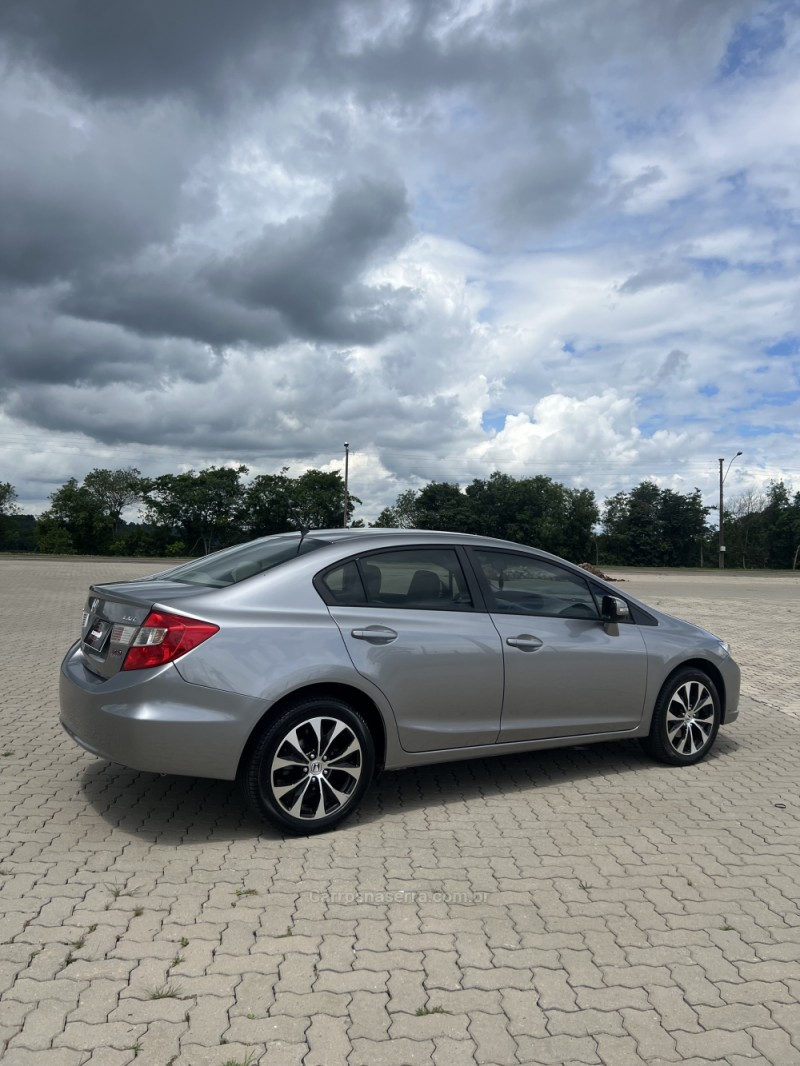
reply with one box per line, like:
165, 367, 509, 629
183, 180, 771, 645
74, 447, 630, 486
718, 451, 742, 569
342, 442, 350, 527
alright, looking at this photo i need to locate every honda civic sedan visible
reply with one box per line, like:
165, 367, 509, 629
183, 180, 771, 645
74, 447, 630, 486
60, 528, 740, 834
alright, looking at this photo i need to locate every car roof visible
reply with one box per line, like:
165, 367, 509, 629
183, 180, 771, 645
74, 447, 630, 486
306, 527, 579, 560
308, 528, 525, 548
310, 528, 474, 540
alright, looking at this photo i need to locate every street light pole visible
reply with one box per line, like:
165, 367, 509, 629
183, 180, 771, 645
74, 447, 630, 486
718, 451, 742, 569
342, 442, 350, 528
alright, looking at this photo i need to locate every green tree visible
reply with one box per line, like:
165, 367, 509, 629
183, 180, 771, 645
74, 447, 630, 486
141, 466, 249, 554
560, 487, 600, 561
287, 469, 360, 529
240, 470, 294, 537
725, 489, 768, 569
371, 474, 597, 559
414, 482, 474, 531
658, 488, 709, 566
601, 481, 709, 566
464, 472, 522, 539
371, 489, 421, 528
761, 481, 800, 568
37, 477, 111, 554
0, 482, 19, 516
33, 469, 145, 555
0, 482, 36, 552
34, 515, 76, 554
463, 473, 598, 558
83, 467, 143, 538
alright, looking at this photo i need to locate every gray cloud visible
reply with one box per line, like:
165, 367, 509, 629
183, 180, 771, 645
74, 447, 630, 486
6, 345, 364, 453
1, 1, 754, 103
619, 263, 692, 294
492, 138, 598, 232
611, 165, 666, 211
0, 100, 200, 287
0, 288, 223, 389
59, 176, 415, 350
0, 0, 317, 104
61, 259, 289, 351
208, 177, 415, 344
657, 348, 690, 381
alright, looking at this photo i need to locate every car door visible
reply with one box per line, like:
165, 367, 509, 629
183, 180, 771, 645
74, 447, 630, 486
468, 548, 648, 742
317, 547, 504, 753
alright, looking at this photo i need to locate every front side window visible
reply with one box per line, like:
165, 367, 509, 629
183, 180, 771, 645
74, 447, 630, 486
320, 547, 474, 610
473, 549, 599, 620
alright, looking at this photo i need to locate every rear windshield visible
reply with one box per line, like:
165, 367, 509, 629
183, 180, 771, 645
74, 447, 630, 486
157, 536, 329, 588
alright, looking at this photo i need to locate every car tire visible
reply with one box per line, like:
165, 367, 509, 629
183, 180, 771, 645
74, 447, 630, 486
640, 667, 721, 765
240, 696, 375, 834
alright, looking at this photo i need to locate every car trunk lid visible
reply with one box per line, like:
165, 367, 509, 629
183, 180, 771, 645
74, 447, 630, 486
80, 581, 204, 679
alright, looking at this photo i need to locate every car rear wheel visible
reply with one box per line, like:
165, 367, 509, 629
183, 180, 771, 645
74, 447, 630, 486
640, 667, 721, 765
240, 696, 375, 834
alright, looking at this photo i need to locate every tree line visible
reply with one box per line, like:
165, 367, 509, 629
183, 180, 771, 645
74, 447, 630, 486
1, 468, 799, 568
0, 467, 358, 558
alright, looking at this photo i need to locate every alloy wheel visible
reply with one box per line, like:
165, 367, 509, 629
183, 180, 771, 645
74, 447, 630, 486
269, 715, 364, 822
665, 679, 716, 757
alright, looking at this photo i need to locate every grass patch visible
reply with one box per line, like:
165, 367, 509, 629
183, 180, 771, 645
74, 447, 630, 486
220, 1051, 258, 1066
147, 981, 184, 1000
105, 882, 138, 899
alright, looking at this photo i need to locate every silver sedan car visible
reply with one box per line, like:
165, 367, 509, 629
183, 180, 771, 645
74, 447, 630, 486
60, 529, 740, 834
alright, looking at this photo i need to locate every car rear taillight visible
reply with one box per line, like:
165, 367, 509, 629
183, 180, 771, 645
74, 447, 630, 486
121, 610, 219, 671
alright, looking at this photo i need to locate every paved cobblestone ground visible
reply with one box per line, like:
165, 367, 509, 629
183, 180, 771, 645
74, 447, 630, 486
1, 558, 798, 1066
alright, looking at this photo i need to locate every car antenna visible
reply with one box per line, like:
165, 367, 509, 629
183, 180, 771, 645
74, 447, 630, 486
288, 507, 311, 554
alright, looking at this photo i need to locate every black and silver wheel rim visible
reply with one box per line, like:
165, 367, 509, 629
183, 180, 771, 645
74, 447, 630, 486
666, 680, 716, 756
269, 716, 363, 822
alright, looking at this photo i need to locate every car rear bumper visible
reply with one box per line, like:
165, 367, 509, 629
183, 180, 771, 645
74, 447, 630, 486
59, 643, 267, 780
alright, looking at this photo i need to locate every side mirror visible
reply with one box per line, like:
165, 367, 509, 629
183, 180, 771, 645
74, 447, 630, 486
601, 595, 630, 623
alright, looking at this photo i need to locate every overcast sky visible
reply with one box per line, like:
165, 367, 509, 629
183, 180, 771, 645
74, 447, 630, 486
1, 0, 798, 522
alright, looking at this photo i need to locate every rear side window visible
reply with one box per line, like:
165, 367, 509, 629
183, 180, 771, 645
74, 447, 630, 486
320, 548, 474, 610
473, 549, 599, 620
319, 560, 367, 605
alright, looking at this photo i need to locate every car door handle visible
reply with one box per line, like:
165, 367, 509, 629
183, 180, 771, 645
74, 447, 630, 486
506, 635, 543, 651
351, 626, 398, 644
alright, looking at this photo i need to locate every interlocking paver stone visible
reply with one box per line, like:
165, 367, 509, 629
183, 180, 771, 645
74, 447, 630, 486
347, 989, 391, 1040
350, 1035, 436, 1064
2, 559, 800, 1065
514, 1032, 602, 1063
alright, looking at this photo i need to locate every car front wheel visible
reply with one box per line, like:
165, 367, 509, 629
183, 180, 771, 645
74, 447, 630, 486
240, 696, 375, 834
640, 668, 721, 765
